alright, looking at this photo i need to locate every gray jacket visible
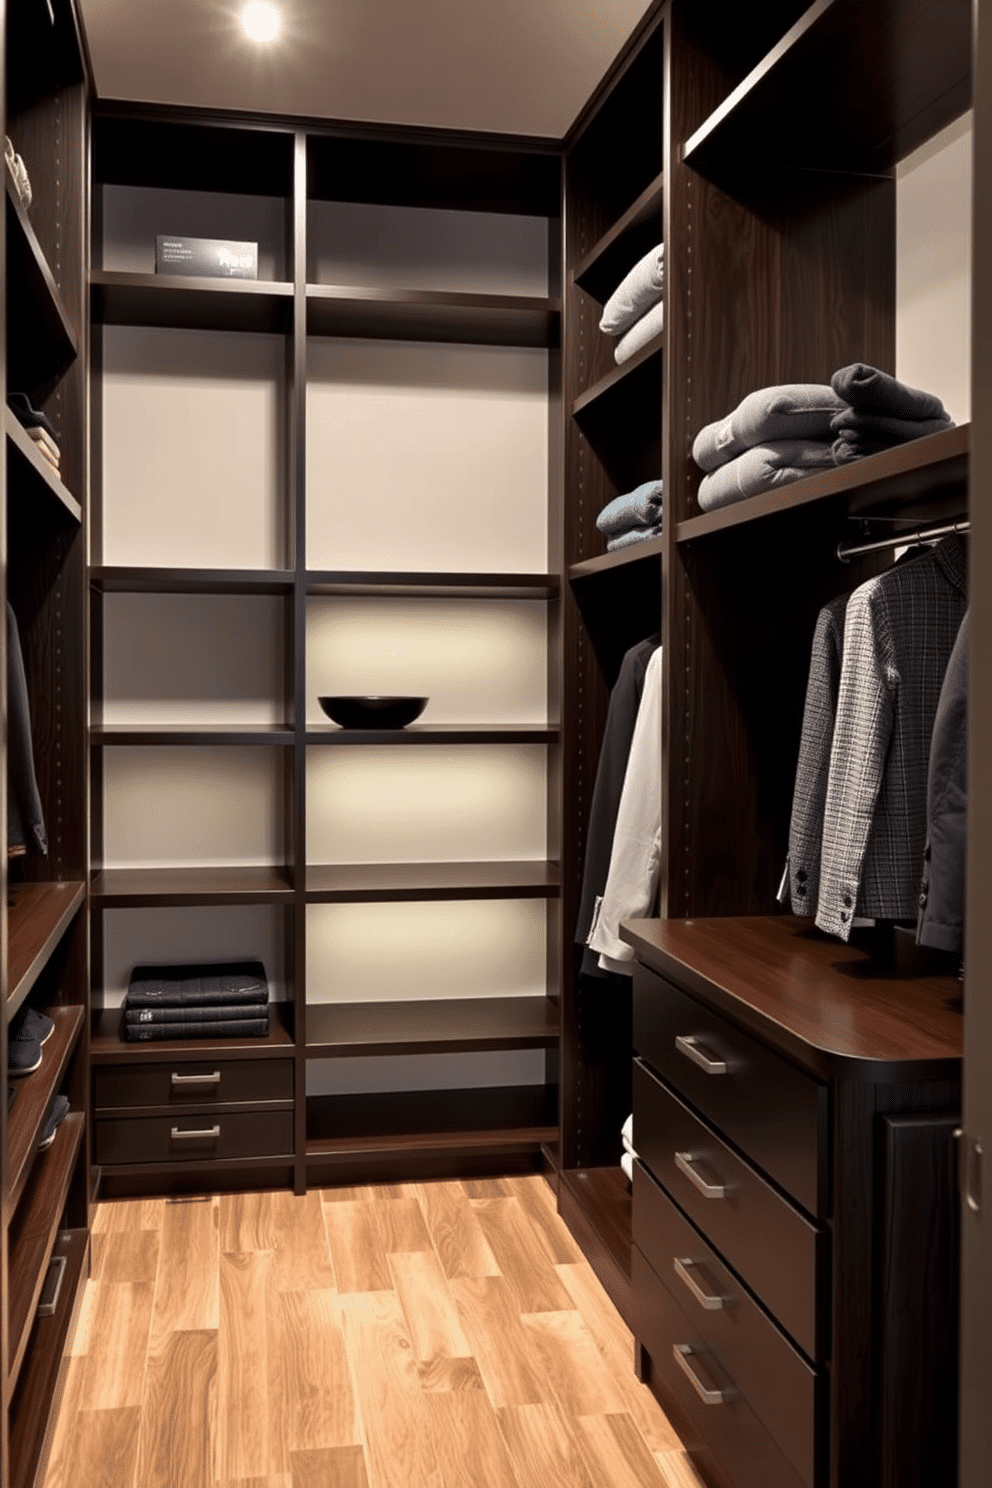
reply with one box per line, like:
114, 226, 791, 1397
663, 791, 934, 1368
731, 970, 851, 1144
816, 537, 967, 940
786, 593, 848, 913
917, 609, 968, 953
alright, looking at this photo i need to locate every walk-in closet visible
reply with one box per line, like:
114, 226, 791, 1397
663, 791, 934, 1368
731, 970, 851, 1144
2, 1, 991, 1485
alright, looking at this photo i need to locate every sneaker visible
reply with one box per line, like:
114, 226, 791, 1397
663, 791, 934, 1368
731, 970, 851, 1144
8, 1036, 41, 1076
12, 1006, 54, 1045
38, 1094, 69, 1150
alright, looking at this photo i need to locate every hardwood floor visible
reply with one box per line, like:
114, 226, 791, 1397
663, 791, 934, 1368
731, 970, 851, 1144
41, 1174, 699, 1488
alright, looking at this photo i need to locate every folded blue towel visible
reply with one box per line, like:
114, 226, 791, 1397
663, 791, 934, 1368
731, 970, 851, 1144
596, 480, 663, 538
607, 525, 663, 552
830, 363, 949, 421
697, 441, 835, 513
599, 243, 664, 336
614, 299, 664, 364
693, 385, 845, 472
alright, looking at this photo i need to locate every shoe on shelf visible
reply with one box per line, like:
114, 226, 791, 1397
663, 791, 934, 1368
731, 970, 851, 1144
6, 392, 58, 440
11, 1005, 55, 1046
38, 1094, 70, 1150
8, 1036, 41, 1076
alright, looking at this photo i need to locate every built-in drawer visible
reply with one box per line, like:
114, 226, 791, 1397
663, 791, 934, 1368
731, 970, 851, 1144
94, 1059, 294, 1111
634, 964, 827, 1216
633, 1158, 823, 1487
634, 1059, 827, 1359
633, 1244, 809, 1488
95, 1110, 295, 1165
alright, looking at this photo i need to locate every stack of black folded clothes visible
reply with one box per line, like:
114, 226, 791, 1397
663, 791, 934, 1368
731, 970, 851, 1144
122, 960, 270, 1041
829, 363, 954, 463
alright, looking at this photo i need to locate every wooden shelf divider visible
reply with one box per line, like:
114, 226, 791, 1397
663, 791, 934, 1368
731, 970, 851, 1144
91, 723, 295, 746
306, 722, 558, 746
90, 566, 295, 594
7, 882, 86, 1018
306, 283, 560, 348
306, 860, 559, 902
571, 332, 663, 418
90, 865, 295, 905
90, 1002, 295, 1064
6, 413, 82, 525
306, 570, 558, 599
572, 169, 664, 301
305, 995, 559, 1058
90, 270, 295, 333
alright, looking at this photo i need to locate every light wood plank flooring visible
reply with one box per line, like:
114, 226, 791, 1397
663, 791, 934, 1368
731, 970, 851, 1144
42, 1175, 700, 1488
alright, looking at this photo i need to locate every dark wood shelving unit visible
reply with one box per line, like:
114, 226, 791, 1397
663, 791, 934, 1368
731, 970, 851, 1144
306, 860, 559, 902
7, 882, 86, 1017
90, 1002, 295, 1063
306, 570, 558, 599
305, 996, 559, 1057
306, 284, 560, 348
572, 170, 664, 304
558, 1166, 633, 1316
683, 0, 972, 180
305, 722, 559, 745
571, 331, 663, 417
90, 270, 295, 333
676, 424, 970, 544
90, 865, 295, 906
5, 172, 78, 386
6, 412, 82, 524
6, 1007, 84, 1212
91, 723, 295, 746
6, 1113, 85, 1391
90, 566, 295, 594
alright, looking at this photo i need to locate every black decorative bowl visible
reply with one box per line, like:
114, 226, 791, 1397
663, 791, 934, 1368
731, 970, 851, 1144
318, 695, 429, 729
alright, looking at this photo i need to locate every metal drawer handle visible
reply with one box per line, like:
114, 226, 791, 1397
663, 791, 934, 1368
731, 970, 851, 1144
170, 1125, 221, 1141
673, 1344, 732, 1405
171, 1071, 221, 1088
674, 1256, 727, 1310
675, 1150, 727, 1199
36, 1252, 67, 1319
675, 1035, 727, 1075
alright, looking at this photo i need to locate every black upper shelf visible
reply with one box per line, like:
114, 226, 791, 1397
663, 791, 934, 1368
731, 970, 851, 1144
676, 424, 969, 542
91, 271, 294, 334
91, 567, 294, 594
572, 172, 664, 306
306, 285, 559, 348
307, 723, 558, 746
6, 171, 78, 389
307, 570, 558, 599
683, 0, 972, 183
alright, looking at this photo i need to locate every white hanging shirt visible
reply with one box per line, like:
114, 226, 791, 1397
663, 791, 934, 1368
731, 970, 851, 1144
586, 645, 662, 974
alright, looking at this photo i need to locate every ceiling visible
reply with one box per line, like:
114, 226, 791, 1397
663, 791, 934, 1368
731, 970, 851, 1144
77, 0, 656, 139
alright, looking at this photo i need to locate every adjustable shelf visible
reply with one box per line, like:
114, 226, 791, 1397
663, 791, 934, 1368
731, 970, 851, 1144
5, 171, 78, 387
306, 285, 560, 349
90, 270, 295, 333
306, 722, 559, 745
6, 1111, 85, 1391
90, 1001, 295, 1063
569, 535, 663, 582
6, 413, 82, 525
306, 570, 558, 599
8, 882, 86, 1018
306, 1084, 558, 1180
676, 424, 970, 544
572, 331, 663, 418
6, 1006, 84, 1213
572, 171, 664, 304
683, 0, 972, 182
306, 995, 559, 1057
90, 865, 295, 906
91, 723, 295, 745
306, 860, 560, 903
91, 566, 295, 594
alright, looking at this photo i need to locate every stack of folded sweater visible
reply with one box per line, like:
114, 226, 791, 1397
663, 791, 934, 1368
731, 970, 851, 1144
692, 384, 842, 513
596, 479, 663, 551
599, 242, 664, 366
122, 960, 270, 1041
829, 363, 954, 462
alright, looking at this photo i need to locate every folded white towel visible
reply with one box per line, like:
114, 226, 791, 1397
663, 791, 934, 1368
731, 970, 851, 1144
621, 1113, 633, 1147
599, 242, 664, 336
621, 1150, 634, 1183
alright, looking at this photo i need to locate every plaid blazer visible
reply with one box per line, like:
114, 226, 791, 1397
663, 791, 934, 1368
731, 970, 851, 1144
787, 593, 848, 913
816, 536, 967, 940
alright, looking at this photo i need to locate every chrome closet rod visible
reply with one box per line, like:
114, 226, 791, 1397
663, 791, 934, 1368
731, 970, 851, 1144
836, 516, 970, 563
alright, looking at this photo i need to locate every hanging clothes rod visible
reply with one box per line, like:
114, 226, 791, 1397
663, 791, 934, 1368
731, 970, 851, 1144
836, 516, 970, 563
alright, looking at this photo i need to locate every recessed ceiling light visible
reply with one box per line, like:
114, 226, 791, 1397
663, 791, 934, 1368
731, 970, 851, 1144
241, 1, 280, 42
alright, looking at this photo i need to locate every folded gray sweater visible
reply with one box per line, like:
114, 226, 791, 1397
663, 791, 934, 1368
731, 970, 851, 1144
614, 299, 664, 364
607, 525, 663, 552
596, 480, 663, 538
693, 384, 845, 471
599, 243, 664, 336
697, 440, 835, 513
830, 363, 950, 421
